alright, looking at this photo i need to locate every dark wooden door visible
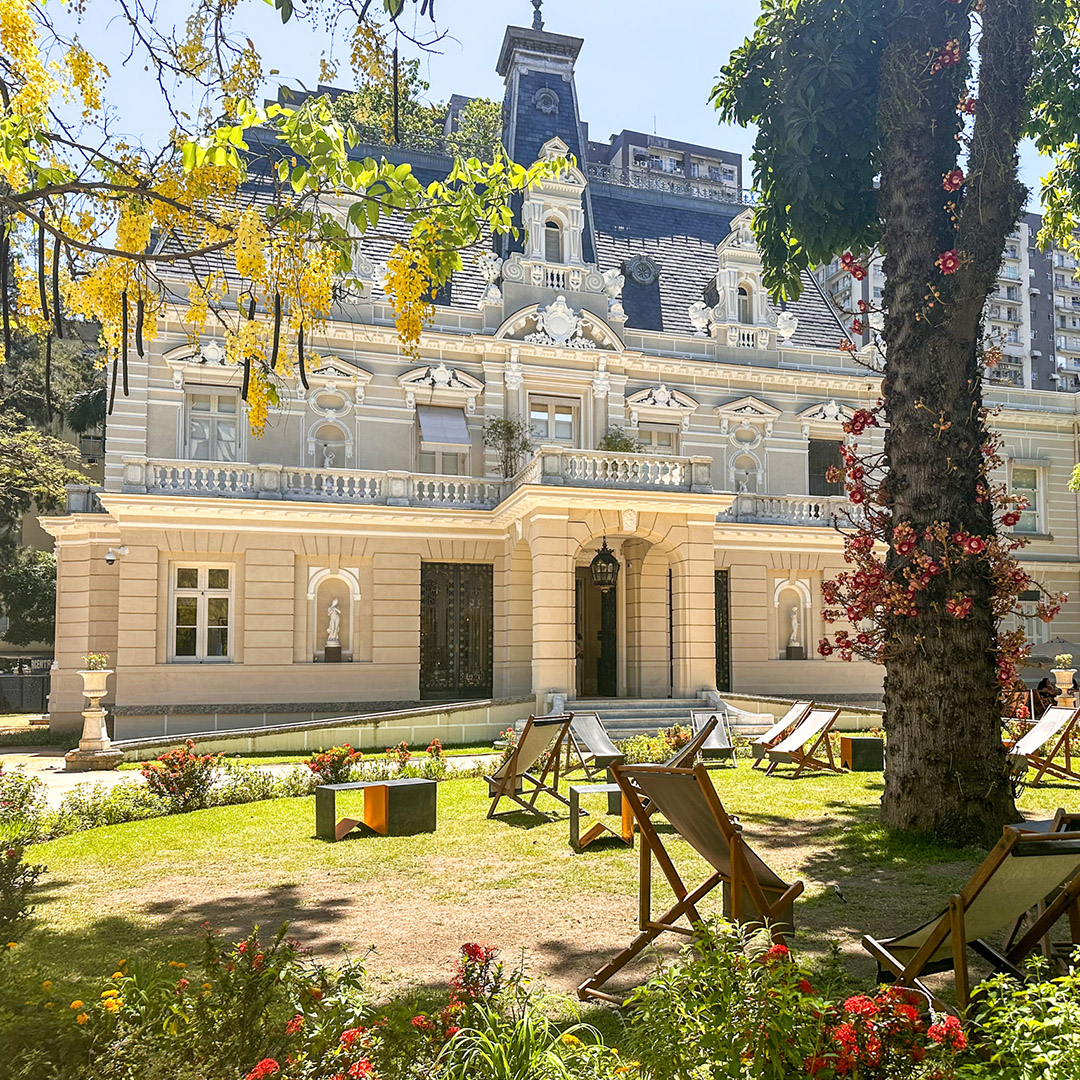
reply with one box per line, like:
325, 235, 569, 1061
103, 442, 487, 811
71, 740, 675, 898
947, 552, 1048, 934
420, 563, 493, 700
715, 569, 732, 692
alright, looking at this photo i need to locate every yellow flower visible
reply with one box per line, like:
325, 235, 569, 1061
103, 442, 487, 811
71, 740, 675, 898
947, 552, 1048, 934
70, 1000, 84, 1010
101, 989, 118, 999
117, 959, 127, 967
44, 1002, 54, 1009
75, 1013, 89, 1025
41, 981, 52, 990
103, 998, 121, 1013
111, 971, 123, 979
6, 942, 16, 949
561, 1034, 581, 1047
201, 982, 212, 991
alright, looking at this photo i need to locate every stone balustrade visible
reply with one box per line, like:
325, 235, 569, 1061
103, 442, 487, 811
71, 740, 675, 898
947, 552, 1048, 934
719, 493, 863, 526
513, 446, 713, 493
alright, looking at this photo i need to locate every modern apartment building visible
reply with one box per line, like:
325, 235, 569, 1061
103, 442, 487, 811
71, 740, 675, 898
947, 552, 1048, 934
41, 16, 1080, 738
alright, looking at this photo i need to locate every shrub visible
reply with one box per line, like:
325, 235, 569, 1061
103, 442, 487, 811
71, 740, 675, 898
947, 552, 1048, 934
0, 766, 49, 845
597, 424, 643, 452
53, 781, 168, 833
626, 920, 965, 1080
305, 744, 363, 785
959, 955, 1080, 1078
139, 741, 221, 811
0, 847, 45, 943
426, 738, 445, 761
386, 741, 413, 766
496, 728, 519, 766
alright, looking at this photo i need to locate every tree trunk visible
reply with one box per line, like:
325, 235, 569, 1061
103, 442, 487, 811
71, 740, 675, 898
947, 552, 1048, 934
877, 0, 1033, 844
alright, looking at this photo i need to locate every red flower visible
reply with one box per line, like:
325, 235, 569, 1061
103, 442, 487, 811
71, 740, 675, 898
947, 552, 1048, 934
927, 1014, 967, 1050
763, 942, 790, 963
445, 1025, 460, 1038
935, 249, 960, 275
942, 169, 965, 192
851, 265, 867, 281
804, 1056, 828, 1077
798, 978, 815, 995
946, 596, 973, 619
340, 1027, 366, 1048
959, 95, 978, 114
1002, 510, 1020, 527
285, 1014, 304, 1036
896, 539, 915, 556
857, 299, 868, 312
841, 251, 855, 268
849, 488, 866, 504
348, 1061, 374, 1079
964, 536, 986, 555
818, 640, 834, 657
244, 1060, 280, 1080
843, 994, 879, 1019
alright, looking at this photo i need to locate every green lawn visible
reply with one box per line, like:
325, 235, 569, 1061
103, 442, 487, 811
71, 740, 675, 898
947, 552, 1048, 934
115, 742, 500, 769
22, 766, 1080, 1004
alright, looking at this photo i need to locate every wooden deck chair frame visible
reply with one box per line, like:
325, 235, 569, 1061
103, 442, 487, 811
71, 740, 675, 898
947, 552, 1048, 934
486, 713, 574, 819
578, 761, 804, 1005
751, 700, 814, 769
1011, 705, 1080, 786
689, 709, 737, 769
765, 707, 842, 778
563, 711, 624, 779
862, 827, 1080, 1015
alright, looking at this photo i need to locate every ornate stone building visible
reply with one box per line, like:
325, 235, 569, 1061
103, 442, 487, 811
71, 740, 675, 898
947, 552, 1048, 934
43, 18, 1080, 737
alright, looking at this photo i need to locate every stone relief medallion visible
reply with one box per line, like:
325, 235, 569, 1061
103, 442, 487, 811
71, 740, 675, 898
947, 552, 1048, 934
532, 87, 560, 115
524, 296, 596, 349
621, 508, 638, 533
623, 253, 661, 287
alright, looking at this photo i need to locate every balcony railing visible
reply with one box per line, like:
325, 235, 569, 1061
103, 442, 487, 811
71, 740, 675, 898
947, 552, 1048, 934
718, 493, 863, 527
120, 449, 713, 507
585, 162, 754, 205
510, 446, 713, 493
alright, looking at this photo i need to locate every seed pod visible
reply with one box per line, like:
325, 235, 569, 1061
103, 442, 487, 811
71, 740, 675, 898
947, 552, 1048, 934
108, 353, 119, 415
241, 351, 252, 401
121, 292, 130, 396
270, 292, 281, 371
0, 229, 10, 364
297, 324, 309, 390
52, 236, 63, 339
37, 222, 49, 324
247, 295, 256, 321
44, 333, 52, 423
135, 295, 145, 357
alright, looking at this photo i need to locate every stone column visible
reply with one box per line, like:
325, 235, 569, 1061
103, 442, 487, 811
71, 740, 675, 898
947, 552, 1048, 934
670, 519, 718, 697
526, 517, 577, 711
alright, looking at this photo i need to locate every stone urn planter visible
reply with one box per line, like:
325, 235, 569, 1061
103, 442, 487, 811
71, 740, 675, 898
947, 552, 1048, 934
65, 668, 125, 771
1052, 668, 1076, 695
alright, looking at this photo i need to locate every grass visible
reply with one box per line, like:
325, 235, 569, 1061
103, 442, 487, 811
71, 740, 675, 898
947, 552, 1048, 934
18, 765, 1080, 1005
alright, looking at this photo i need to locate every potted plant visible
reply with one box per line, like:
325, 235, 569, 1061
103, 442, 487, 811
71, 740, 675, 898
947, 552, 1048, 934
78, 652, 113, 701
1052, 653, 1075, 694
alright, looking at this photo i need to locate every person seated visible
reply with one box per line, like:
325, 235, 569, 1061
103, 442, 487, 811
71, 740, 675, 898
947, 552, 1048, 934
1035, 677, 1060, 717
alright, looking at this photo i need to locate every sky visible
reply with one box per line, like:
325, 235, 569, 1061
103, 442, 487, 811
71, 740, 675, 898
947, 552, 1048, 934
54, 0, 1050, 209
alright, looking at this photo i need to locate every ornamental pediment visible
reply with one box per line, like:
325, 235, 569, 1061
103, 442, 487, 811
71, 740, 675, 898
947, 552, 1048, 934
303, 357, 373, 405
626, 385, 699, 429
714, 395, 782, 426
495, 297, 624, 352
398, 363, 484, 412
796, 399, 855, 425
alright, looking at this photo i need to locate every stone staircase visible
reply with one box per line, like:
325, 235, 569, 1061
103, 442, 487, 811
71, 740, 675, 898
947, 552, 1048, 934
516, 698, 779, 740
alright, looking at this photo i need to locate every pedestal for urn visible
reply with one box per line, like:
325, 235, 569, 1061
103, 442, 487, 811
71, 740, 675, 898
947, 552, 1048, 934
64, 669, 125, 771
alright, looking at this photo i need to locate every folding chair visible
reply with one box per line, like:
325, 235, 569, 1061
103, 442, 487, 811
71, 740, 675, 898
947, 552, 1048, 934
564, 711, 624, 778
750, 700, 814, 768
578, 761, 803, 1004
485, 713, 574, 819
862, 826, 1080, 1014
1007, 705, 1080, 786
689, 709, 737, 767
765, 707, 842, 778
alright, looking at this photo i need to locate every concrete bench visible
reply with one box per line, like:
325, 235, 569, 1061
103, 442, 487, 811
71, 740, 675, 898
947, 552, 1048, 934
315, 778, 437, 841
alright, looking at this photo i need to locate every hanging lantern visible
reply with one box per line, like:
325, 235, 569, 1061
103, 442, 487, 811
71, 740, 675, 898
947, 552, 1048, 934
590, 536, 620, 592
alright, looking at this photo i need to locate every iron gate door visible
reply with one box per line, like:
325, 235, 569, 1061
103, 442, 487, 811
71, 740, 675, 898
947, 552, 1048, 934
715, 569, 732, 692
420, 563, 493, 700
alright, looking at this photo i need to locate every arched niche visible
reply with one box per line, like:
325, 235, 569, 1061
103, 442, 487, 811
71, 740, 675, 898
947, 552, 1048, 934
308, 418, 352, 468
730, 450, 762, 493
773, 578, 812, 659
307, 567, 361, 662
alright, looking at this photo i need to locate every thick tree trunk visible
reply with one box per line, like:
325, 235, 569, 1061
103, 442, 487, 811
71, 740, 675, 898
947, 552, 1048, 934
877, 0, 1033, 844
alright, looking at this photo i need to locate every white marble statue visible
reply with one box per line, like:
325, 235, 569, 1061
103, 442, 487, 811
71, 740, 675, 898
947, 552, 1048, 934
789, 605, 800, 648
322, 446, 335, 469
326, 598, 341, 647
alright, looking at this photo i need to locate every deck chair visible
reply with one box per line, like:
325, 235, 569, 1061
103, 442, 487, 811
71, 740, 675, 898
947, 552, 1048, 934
862, 826, 1080, 1014
1007, 705, 1080, 786
565, 711, 624, 778
486, 713, 574, 819
689, 709, 737, 767
765, 707, 842, 778
1002, 687, 1035, 725
751, 700, 814, 768
578, 761, 804, 1004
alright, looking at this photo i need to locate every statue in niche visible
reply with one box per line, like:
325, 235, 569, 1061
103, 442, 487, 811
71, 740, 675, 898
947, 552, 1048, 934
788, 605, 801, 648
322, 445, 335, 469
326, 598, 342, 647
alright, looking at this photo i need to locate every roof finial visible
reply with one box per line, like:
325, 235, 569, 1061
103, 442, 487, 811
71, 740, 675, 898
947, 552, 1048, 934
531, 0, 544, 31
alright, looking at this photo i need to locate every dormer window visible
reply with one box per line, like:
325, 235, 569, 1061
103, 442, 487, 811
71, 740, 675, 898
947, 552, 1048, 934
545, 220, 563, 263
738, 286, 752, 324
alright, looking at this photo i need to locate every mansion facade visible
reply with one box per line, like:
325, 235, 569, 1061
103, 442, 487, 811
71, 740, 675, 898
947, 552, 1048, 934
43, 21, 1080, 737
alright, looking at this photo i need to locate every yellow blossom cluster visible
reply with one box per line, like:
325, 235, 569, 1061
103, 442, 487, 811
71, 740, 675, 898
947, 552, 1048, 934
384, 227, 439, 360
1, 0, 51, 126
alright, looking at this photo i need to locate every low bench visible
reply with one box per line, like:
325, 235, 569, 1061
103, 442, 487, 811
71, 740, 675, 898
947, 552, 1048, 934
569, 782, 633, 852
315, 778, 437, 841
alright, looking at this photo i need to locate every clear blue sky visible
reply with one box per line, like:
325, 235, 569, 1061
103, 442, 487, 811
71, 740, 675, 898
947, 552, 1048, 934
55, 0, 1049, 209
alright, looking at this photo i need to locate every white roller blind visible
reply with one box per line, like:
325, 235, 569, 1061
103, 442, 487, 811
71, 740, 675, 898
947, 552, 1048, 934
417, 405, 471, 451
